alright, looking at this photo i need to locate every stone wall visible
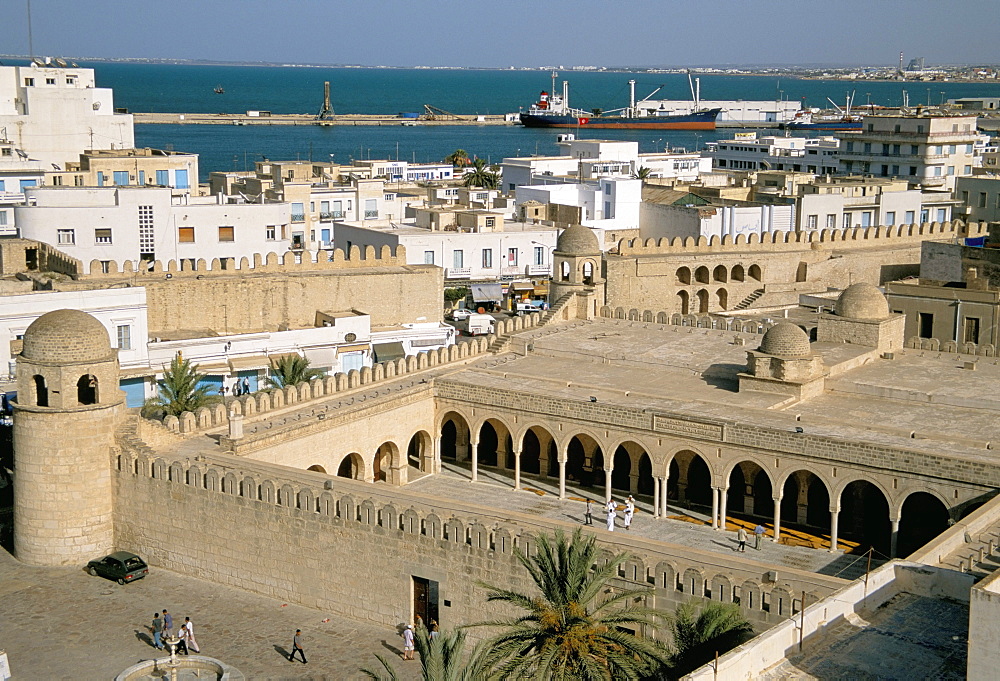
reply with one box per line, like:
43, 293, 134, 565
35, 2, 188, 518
111, 448, 847, 635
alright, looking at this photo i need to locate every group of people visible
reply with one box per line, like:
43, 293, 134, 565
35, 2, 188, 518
218, 377, 252, 399
150, 609, 200, 654
583, 496, 635, 531
736, 523, 767, 552
401, 617, 440, 660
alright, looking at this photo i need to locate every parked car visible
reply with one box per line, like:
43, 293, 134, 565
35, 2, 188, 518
449, 308, 472, 321
87, 551, 149, 584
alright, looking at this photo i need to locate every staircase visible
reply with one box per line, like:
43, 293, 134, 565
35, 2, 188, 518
733, 288, 765, 311
486, 293, 576, 355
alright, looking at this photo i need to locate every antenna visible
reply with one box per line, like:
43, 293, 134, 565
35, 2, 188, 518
26, 0, 34, 60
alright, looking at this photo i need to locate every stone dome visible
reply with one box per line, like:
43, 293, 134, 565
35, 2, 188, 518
834, 283, 889, 320
555, 224, 600, 256
21, 309, 113, 364
759, 322, 812, 358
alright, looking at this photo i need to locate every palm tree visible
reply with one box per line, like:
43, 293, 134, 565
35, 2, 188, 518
361, 625, 476, 681
631, 166, 652, 180
668, 602, 752, 677
267, 354, 324, 389
466, 528, 673, 680
445, 149, 471, 168
142, 353, 218, 417
463, 158, 501, 190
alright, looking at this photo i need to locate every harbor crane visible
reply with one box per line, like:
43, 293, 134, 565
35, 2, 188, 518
422, 104, 461, 121
317, 81, 334, 120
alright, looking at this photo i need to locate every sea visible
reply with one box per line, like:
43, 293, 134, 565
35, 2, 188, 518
15, 60, 1000, 181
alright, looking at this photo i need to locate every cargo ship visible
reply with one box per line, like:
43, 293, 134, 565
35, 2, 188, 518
519, 73, 720, 130
783, 93, 862, 131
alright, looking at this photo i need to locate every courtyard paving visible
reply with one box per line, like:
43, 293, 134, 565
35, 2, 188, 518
0, 547, 420, 681
409, 461, 885, 582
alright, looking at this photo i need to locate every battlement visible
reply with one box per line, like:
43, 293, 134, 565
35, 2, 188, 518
80, 244, 409, 278
616, 221, 986, 256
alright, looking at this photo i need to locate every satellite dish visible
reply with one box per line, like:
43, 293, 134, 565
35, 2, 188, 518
31, 57, 44, 66
70, 62, 78, 68
55, 58, 67, 68
15, 149, 28, 159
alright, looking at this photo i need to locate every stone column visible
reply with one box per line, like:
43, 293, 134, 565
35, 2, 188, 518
470, 435, 479, 483
537, 432, 552, 480
559, 458, 567, 500
456, 431, 469, 462
719, 485, 729, 531
629, 472, 640, 496
653, 478, 661, 519
604, 468, 613, 504
513, 445, 522, 490
496, 448, 507, 471
433, 435, 442, 474
661, 472, 670, 517
890, 516, 900, 558
772, 495, 783, 543
830, 507, 840, 552
711, 487, 720, 529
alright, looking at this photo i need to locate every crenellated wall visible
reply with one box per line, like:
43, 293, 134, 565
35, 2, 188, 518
111, 446, 848, 635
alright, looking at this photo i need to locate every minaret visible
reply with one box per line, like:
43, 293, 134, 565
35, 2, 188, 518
13, 309, 124, 566
549, 224, 605, 319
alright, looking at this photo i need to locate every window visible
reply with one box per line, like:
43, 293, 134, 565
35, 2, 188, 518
937, 208, 947, 222
845, 141, 854, 152
45, 77, 56, 85
980, 192, 988, 208
947, 166, 955, 176
507, 248, 518, 266
57, 229, 75, 245
291, 202, 305, 222
178, 227, 195, 243
452, 250, 464, 269
423, 251, 434, 265
95, 228, 112, 244
155, 170, 169, 186
175, 169, 189, 189
965, 165, 973, 175
863, 143, 872, 153
905, 210, 915, 223
807, 214, 818, 229
894, 124, 901, 133
892, 144, 900, 155
485, 217, 495, 228
842, 213, 851, 228
218, 226, 235, 242
965, 317, 981, 344
113, 171, 129, 186
24, 78, 34, 86
0, 211, 7, 226
909, 166, 917, 176
920, 209, 929, 223
916, 125, 924, 133
265, 225, 276, 240
66, 77, 75, 85
948, 145, 956, 155
482, 248, 492, 268
531, 246, 544, 266
96, 172, 105, 187
364, 198, 378, 219
476, 192, 487, 201
826, 214, 836, 229
891, 165, 899, 176
934, 167, 942, 177
74, 175, 84, 187
116, 325, 132, 350
885, 211, 895, 226
604, 184, 611, 195
910, 145, 919, 155
919, 312, 934, 339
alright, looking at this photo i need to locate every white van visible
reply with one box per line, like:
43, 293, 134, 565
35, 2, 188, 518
467, 313, 495, 336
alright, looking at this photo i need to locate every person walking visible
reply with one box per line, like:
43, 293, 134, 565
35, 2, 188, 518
584, 498, 593, 525
606, 499, 617, 532
289, 629, 307, 663
623, 495, 635, 531
402, 624, 415, 660
161, 609, 173, 639
242, 377, 250, 395
182, 617, 200, 654
754, 523, 765, 550
737, 526, 748, 552
151, 612, 164, 650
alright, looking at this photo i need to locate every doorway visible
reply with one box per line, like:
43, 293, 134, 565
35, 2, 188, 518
412, 576, 440, 625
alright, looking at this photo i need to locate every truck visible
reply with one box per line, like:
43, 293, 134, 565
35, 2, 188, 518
467, 313, 495, 336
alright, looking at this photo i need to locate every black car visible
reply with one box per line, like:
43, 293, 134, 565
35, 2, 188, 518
86, 551, 149, 584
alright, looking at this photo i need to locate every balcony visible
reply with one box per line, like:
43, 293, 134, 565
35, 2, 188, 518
445, 267, 472, 279
364, 210, 379, 219
527, 264, 552, 276
500, 265, 523, 277
319, 211, 333, 220
291, 213, 305, 222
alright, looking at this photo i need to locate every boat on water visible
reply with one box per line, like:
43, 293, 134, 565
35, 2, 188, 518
784, 93, 861, 131
214, 85, 224, 94
519, 73, 720, 130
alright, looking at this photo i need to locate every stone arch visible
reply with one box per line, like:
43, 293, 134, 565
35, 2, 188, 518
838, 479, 892, 555
668, 449, 713, 508
778, 468, 832, 533
517, 424, 559, 477
896, 490, 951, 558
696, 289, 709, 314
406, 430, 434, 473
716, 287, 728, 310
731, 264, 745, 282
307, 464, 327, 474
77, 374, 98, 405
725, 459, 775, 519
439, 410, 472, 462
373, 441, 400, 483
30, 374, 48, 407
677, 266, 691, 285
713, 264, 728, 283
474, 416, 513, 468
677, 290, 690, 315
336, 452, 365, 481
748, 264, 762, 281
695, 266, 710, 284
565, 431, 604, 490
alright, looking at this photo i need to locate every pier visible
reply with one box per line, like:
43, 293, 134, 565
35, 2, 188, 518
133, 112, 517, 126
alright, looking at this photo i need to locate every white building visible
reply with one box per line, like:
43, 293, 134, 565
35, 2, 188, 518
0, 63, 134, 167
351, 159, 455, 182
838, 113, 980, 191
705, 133, 840, 175
796, 176, 958, 230
334, 217, 556, 281
515, 177, 642, 248
640, 191, 795, 241
634, 99, 802, 125
0, 140, 47, 235
15, 186, 291, 273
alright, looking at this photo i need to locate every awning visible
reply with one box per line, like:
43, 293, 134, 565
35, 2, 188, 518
303, 347, 337, 369
190, 361, 230, 375
372, 341, 406, 363
266, 352, 301, 366
509, 281, 535, 292
471, 283, 503, 302
228, 354, 271, 371
119, 365, 156, 379
336, 343, 370, 354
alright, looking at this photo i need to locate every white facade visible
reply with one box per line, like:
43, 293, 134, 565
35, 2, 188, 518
706, 134, 840, 175
335, 219, 556, 281
641, 202, 795, 241
797, 177, 957, 231
0, 64, 134, 167
515, 177, 642, 248
351, 159, 455, 183
15, 186, 291, 272
0, 288, 149, 370
0, 140, 47, 236
838, 114, 980, 191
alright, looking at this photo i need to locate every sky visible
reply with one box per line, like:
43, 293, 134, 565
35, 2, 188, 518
2, 0, 998, 69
